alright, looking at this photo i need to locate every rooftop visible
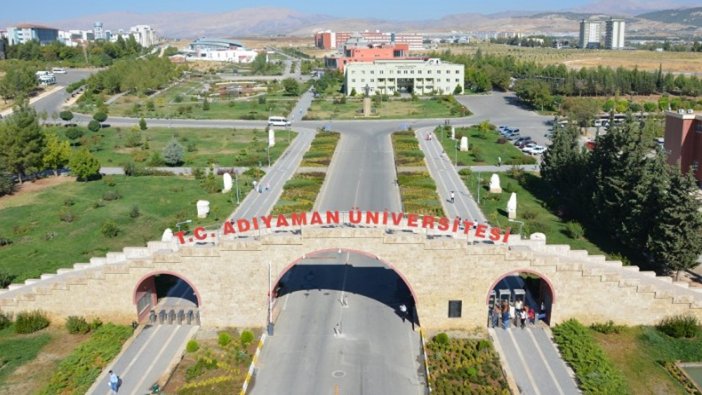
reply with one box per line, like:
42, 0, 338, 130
11, 23, 58, 30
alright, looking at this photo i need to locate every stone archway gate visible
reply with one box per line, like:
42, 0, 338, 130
1, 226, 701, 329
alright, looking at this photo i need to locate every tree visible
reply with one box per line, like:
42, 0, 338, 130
65, 127, 84, 144
162, 138, 184, 166
87, 119, 101, 132
43, 132, 71, 175
0, 104, 45, 182
139, 117, 147, 131
541, 121, 587, 211
59, 111, 74, 122
647, 165, 702, 279
69, 148, 100, 181
453, 84, 463, 95
282, 78, 300, 96
0, 66, 37, 101
93, 111, 108, 123
202, 98, 210, 111
350, 88, 357, 97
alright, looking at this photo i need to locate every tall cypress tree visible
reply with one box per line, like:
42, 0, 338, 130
0, 103, 45, 183
647, 166, 702, 278
541, 121, 587, 215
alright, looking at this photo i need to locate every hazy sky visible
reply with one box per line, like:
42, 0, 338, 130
4, 0, 700, 22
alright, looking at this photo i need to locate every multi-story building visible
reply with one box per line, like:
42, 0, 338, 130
315, 30, 424, 51
325, 41, 410, 72
93, 21, 105, 41
664, 110, 702, 184
129, 25, 156, 47
344, 58, 464, 96
6, 24, 59, 45
0, 40, 5, 60
605, 18, 625, 49
579, 19, 601, 49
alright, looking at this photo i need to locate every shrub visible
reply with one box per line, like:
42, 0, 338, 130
139, 117, 147, 131
87, 119, 101, 132
186, 339, 200, 353
0, 311, 11, 330
657, 314, 701, 338
129, 205, 140, 218
0, 270, 15, 288
240, 330, 255, 346
101, 221, 120, 238
103, 176, 116, 187
93, 199, 105, 208
218, 331, 232, 347
590, 320, 624, 334
93, 111, 107, 123
59, 110, 74, 121
148, 152, 166, 167
564, 221, 584, 239
0, 237, 13, 247
90, 318, 103, 330
163, 138, 185, 166
258, 95, 266, 105
59, 209, 76, 223
65, 127, 84, 142
65, 316, 90, 334
434, 332, 449, 345
15, 310, 50, 334
0, 174, 16, 197
102, 190, 121, 201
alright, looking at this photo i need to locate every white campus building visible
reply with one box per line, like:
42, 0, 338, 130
579, 19, 601, 49
129, 25, 157, 47
605, 18, 625, 49
183, 37, 258, 63
344, 58, 464, 96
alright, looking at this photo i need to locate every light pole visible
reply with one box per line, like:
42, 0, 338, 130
455, 141, 459, 167
266, 144, 271, 168
234, 170, 240, 204
477, 172, 481, 204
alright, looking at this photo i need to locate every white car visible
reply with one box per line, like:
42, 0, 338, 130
520, 142, 537, 152
51, 67, 67, 74
527, 145, 547, 155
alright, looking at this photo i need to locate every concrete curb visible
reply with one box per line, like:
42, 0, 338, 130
240, 332, 268, 395
418, 326, 432, 394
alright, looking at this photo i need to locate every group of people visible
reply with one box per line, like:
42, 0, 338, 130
252, 180, 271, 194
490, 299, 544, 330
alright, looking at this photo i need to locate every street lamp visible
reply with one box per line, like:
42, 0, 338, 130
234, 170, 240, 204
266, 144, 271, 168
267, 260, 274, 335
476, 172, 482, 204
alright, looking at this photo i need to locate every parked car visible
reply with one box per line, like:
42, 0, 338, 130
515, 139, 533, 149
530, 146, 547, 155
514, 136, 532, 144
505, 131, 520, 140
51, 67, 67, 74
521, 142, 537, 152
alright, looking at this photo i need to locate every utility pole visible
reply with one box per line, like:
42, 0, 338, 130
477, 172, 481, 204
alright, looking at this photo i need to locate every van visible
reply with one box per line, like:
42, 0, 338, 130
267, 116, 291, 127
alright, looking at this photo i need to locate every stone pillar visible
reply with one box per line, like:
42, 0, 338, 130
363, 97, 371, 117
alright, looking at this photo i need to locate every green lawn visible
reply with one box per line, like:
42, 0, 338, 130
593, 326, 701, 395
52, 126, 295, 168
0, 176, 250, 282
300, 132, 341, 167
463, 170, 604, 255
398, 172, 444, 217
437, 126, 536, 166
271, 172, 326, 215
304, 96, 468, 120
0, 326, 51, 386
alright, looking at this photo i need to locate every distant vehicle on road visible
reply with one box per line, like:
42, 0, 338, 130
51, 67, 67, 74
267, 116, 291, 127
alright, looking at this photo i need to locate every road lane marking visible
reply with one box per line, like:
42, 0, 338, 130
118, 325, 164, 382
132, 325, 187, 394
526, 329, 566, 394
505, 328, 543, 395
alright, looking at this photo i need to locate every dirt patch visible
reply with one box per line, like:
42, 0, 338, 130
0, 176, 76, 210
0, 328, 90, 395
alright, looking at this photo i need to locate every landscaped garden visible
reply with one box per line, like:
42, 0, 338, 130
426, 333, 510, 394
436, 124, 536, 166
0, 175, 252, 283
392, 131, 425, 167
271, 172, 326, 215
304, 95, 468, 120
50, 126, 295, 168
162, 328, 259, 394
462, 168, 605, 256
300, 131, 341, 167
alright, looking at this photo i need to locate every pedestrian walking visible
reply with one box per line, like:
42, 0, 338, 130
399, 304, 407, 323
520, 309, 527, 329
502, 309, 510, 330
450, 191, 455, 203
498, 156, 502, 167
528, 306, 536, 326
492, 304, 501, 328
108, 370, 120, 394
266, 182, 270, 191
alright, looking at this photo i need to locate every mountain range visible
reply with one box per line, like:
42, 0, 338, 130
5, 6, 702, 39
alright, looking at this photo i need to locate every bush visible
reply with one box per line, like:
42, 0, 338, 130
102, 190, 121, 201
218, 331, 232, 347
0, 270, 15, 288
59, 209, 76, 223
90, 318, 103, 330
552, 319, 628, 394
163, 138, 185, 166
564, 221, 584, 239
240, 330, 255, 346
590, 320, 624, 334
101, 221, 120, 238
65, 127, 84, 142
87, 119, 101, 132
139, 117, 147, 131
0, 311, 11, 330
65, 316, 91, 334
15, 310, 50, 334
59, 110, 74, 121
0, 174, 16, 197
129, 205, 140, 218
93, 111, 107, 123
186, 339, 200, 353
434, 332, 449, 345
657, 314, 701, 338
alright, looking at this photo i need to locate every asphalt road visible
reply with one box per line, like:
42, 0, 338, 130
250, 251, 425, 395
31, 69, 94, 116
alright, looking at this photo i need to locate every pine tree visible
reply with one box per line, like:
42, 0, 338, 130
0, 104, 45, 183
162, 138, 184, 166
647, 166, 702, 279
541, 121, 587, 215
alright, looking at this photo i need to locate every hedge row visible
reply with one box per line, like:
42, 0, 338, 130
552, 319, 629, 394
38, 323, 132, 394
